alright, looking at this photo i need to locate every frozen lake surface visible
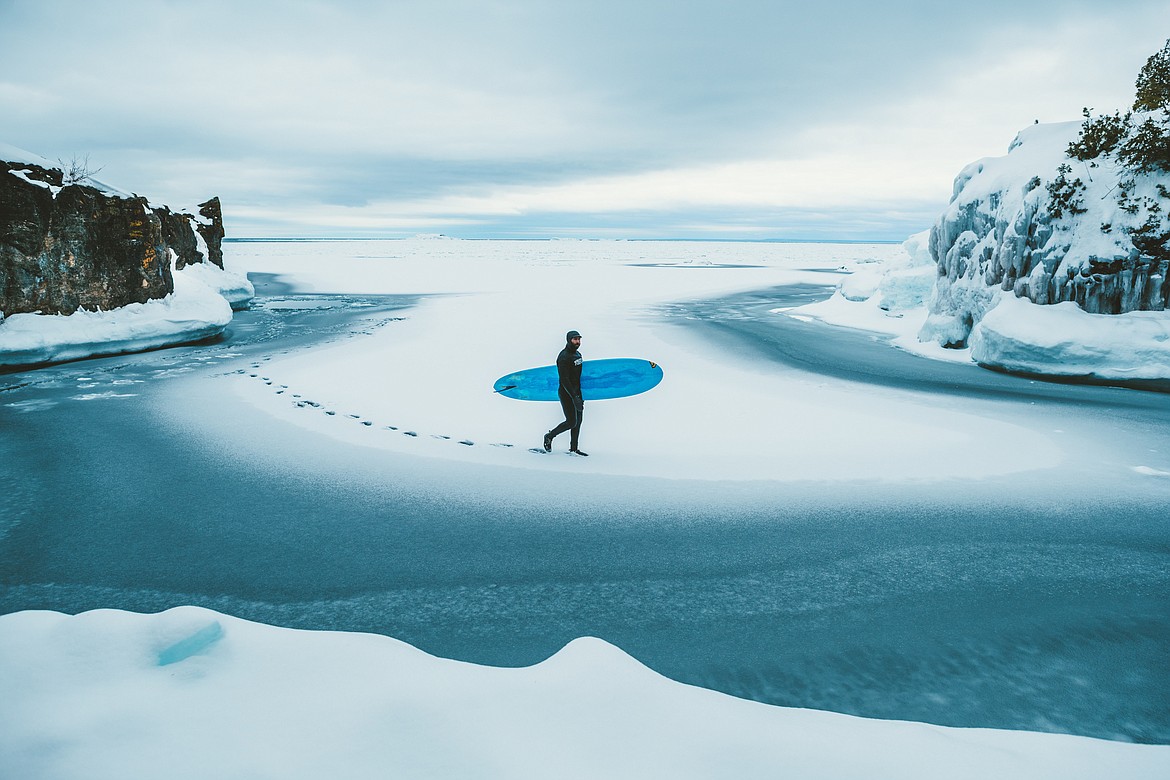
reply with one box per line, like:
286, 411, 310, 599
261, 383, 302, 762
2, 240, 1168, 744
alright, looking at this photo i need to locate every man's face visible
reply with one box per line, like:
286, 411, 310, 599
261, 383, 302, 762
570, 336, 582, 348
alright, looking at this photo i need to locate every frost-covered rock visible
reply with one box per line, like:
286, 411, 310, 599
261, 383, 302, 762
920, 119, 1169, 348
839, 264, 884, 301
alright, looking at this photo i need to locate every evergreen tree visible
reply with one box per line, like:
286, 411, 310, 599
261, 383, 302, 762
1066, 38, 1170, 174
1133, 39, 1170, 112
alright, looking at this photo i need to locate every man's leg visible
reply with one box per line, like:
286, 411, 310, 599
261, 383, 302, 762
547, 393, 577, 445
569, 404, 583, 451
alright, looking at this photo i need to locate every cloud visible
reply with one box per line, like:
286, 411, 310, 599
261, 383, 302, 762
1, 0, 1167, 238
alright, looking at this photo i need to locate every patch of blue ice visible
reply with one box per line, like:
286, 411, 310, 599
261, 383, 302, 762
157, 621, 224, 666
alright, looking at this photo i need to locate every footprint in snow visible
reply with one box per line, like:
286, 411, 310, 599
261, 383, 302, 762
269, 378, 529, 458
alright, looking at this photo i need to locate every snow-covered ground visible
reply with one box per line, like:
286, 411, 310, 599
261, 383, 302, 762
3, 237, 1167, 779
221, 238, 1064, 482
1, 606, 1165, 780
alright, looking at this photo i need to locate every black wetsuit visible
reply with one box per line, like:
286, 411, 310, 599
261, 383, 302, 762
547, 341, 584, 449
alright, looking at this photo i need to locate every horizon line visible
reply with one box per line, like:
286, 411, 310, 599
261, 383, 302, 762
223, 236, 906, 245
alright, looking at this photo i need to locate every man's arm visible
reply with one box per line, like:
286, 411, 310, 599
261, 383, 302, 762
557, 350, 584, 407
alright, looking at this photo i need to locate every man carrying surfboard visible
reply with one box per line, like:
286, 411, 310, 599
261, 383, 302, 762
543, 330, 588, 456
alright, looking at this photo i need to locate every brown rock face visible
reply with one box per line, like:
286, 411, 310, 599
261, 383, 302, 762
1, 159, 224, 316
153, 197, 226, 271
196, 197, 225, 269
1, 161, 172, 315
155, 205, 202, 271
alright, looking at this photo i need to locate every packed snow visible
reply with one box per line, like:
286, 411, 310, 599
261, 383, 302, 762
0, 141, 56, 169
1, 607, 1165, 780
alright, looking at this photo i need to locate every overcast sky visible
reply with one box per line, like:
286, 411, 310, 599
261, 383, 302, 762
2, 0, 1166, 240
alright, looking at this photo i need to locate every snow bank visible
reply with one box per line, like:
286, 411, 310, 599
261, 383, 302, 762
176, 258, 255, 310
972, 296, 1170, 378
835, 230, 936, 309
0, 266, 233, 366
0, 607, 1164, 780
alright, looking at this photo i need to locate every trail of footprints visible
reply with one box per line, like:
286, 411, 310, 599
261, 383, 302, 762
237, 359, 522, 452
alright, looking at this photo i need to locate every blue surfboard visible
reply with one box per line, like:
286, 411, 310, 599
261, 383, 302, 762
494, 358, 663, 401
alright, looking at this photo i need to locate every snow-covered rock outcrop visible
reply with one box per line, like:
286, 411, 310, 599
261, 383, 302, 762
1, 143, 252, 317
920, 119, 1169, 350
0, 142, 254, 366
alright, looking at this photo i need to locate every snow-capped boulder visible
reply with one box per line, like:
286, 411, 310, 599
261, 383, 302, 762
1, 148, 175, 317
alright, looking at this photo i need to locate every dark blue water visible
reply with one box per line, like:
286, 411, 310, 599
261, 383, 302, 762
2, 276, 1168, 743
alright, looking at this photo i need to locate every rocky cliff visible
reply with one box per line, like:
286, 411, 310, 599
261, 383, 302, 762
1, 150, 227, 317
919, 119, 1169, 349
